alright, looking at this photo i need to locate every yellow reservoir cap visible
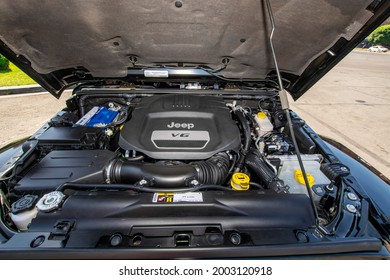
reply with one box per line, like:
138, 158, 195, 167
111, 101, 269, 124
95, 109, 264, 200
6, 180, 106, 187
257, 112, 267, 119
230, 172, 250, 191
294, 169, 315, 187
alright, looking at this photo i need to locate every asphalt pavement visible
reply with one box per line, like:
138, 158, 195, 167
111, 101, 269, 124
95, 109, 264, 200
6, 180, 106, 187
0, 50, 389, 179
290, 51, 390, 179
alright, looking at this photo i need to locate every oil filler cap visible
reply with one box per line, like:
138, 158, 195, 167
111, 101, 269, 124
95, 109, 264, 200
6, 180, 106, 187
36, 191, 65, 212
230, 172, 250, 191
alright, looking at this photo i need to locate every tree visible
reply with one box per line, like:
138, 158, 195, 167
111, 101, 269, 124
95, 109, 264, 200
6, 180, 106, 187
0, 54, 10, 71
367, 24, 390, 46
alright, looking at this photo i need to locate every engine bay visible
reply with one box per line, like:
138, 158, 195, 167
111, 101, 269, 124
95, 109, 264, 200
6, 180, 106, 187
0, 88, 352, 249
11, 93, 330, 193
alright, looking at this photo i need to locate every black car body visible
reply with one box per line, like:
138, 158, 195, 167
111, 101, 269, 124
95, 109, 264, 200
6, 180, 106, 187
0, 0, 389, 259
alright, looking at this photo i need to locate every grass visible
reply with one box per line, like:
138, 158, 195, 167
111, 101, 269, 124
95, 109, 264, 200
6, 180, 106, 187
0, 63, 37, 87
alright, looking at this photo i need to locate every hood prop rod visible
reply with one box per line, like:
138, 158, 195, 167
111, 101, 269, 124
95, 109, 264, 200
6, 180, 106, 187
264, 0, 328, 235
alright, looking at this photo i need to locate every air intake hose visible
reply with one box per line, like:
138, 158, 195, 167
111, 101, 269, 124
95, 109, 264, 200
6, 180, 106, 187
107, 153, 230, 187
191, 152, 230, 185
245, 149, 288, 193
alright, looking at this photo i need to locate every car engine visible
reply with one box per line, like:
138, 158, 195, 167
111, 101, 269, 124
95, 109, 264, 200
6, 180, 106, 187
0, 89, 343, 248
119, 94, 241, 160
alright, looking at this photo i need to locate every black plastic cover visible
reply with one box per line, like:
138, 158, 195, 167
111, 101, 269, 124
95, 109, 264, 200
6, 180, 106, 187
119, 94, 241, 160
28, 191, 315, 247
37, 126, 102, 150
14, 150, 116, 192
49, 111, 79, 127
284, 120, 316, 154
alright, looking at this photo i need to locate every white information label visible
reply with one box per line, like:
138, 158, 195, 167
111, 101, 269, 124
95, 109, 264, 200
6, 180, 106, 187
144, 70, 169, 78
173, 192, 203, 203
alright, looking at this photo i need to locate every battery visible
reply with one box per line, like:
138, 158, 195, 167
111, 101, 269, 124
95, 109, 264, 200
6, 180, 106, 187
75, 106, 118, 127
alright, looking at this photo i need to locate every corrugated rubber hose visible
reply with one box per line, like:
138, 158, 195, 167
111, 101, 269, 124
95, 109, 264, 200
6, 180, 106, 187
245, 149, 288, 193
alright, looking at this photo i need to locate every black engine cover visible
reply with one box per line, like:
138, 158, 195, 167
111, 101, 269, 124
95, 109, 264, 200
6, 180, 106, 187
119, 95, 241, 160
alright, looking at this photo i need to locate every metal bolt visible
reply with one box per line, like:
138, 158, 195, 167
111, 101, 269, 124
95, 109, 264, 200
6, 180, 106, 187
340, 166, 349, 172
347, 193, 357, 201
190, 179, 199, 186
326, 184, 334, 192
346, 204, 357, 213
230, 232, 241, 245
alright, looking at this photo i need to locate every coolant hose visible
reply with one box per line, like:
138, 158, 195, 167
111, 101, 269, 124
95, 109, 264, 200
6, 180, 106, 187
107, 153, 230, 187
235, 110, 251, 171
245, 149, 287, 193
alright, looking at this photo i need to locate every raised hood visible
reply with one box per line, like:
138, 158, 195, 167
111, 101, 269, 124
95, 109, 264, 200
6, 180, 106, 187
0, 0, 389, 99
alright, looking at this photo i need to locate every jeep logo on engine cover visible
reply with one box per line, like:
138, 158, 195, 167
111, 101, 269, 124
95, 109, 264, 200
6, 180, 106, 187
167, 122, 194, 129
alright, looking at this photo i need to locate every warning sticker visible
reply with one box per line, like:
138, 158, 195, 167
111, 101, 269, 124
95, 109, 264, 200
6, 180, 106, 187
152, 193, 175, 203
152, 192, 203, 203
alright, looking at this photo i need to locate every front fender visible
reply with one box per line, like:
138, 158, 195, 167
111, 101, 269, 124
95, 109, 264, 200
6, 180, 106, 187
321, 136, 390, 224
0, 137, 29, 177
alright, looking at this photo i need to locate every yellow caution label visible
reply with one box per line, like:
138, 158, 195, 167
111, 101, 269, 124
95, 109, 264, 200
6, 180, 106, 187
152, 192, 175, 203
294, 169, 315, 187
230, 172, 250, 191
